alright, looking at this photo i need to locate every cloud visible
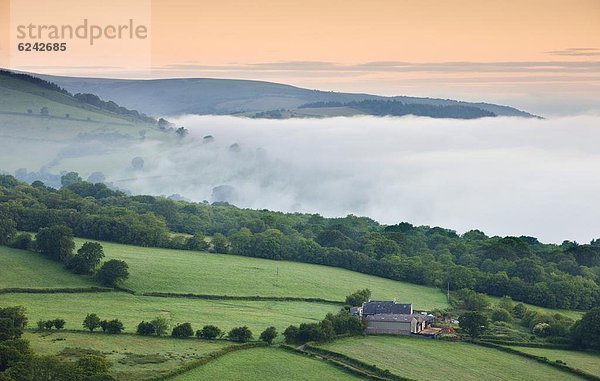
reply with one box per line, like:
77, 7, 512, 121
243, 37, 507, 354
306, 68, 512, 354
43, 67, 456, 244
156, 60, 600, 74
547, 48, 600, 57
111, 114, 600, 244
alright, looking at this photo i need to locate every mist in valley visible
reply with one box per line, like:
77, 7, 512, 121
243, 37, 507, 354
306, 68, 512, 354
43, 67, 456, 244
114, 114, 600, 244
3, 114, 600, 244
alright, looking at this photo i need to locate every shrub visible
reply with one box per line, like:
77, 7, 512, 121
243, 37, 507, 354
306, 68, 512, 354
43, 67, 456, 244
44, 320, 54, 330
197, 325, 222, 340
171, 323, 194, 338
283, 325, 299, 344
151, 317, 169, 336
137, 321, 155, 336
53, 318, 66, 330
97, 260, 129, 287
259, 326, 278, 345
83, 314, 101, 332
497, 296, 514, 314
490, 308, 513, 323
8, 233, 33, 250
345, 289, 371, 306
228, 326, 253, 342
513, 303, 528, 318
105, 319, 124, 334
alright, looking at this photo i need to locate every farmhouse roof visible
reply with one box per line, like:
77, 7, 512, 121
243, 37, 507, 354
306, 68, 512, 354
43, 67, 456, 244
362, 301, 412, 315
364, 313, 425, 322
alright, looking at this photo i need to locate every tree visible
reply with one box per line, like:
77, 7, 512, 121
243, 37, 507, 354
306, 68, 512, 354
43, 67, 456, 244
571, 307, 600, 350
345, 289, 371, 306
77, 355, 111, 378
105, 319, 124, 334
227, 326, 253, 342
136, 321, 155, 336
40, 107, 49, 116
456, 289, 490, 311
283, 325, 299, 344
36, 225, 75, 263
8, 233, 33, 250
0, 307, 27, 341
171, 323, 194, 338
259, 326, 278, 345
97, 260, 129, 287
68, 242, 105, 274
151, 316, 169, 336
60, 171, 82, 187
197, 325, 222, 340
490, 308, 512, 323
186, 232, 210, 251
459, 311, 489, 339
513, 303, 527, 318
497, 296, 514, 314
44, 320, 54, 330
53, 318, 65, 330
99, 320, 109, 333
211, 233, 230, 254
83, 314, 101, 332
0, 216, 16, 246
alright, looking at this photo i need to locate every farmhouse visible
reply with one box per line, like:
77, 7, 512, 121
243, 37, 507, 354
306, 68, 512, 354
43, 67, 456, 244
359, 300, 434, 335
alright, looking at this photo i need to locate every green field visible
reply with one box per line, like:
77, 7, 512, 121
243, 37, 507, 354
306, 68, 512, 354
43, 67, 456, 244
320, 336, 582, 381
24, 331, 231, 381
490, 296, 584, 320
507, 346, 600, 377
74, 239, 448, 310
0, 246, 96, 289
173, 347, 361, 381
0, 292, 339, 336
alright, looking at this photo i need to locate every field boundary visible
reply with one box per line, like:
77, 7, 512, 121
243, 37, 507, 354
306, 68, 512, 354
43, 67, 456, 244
141, 292, 345, 305
301, 344, 414, 381
0, 287, 128, 294
156, 342, 268, 380
480, 339, 572, 349
473, 341, 600, 380
280, 344, 397, 381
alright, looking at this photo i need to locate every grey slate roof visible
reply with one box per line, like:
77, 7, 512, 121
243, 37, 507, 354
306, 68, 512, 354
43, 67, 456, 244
362, 301, 412, 315
365, 314, 415, 322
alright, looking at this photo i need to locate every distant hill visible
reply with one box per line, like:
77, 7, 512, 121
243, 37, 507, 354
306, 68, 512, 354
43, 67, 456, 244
36, 73, 536, 119
0, 70, 158, 126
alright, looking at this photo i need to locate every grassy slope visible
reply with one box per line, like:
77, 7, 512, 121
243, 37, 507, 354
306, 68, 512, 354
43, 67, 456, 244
0, 73, 165, 174
24, 331, 231, 381
508, 346, 600, 377
76, 239, 448, 310
0, 293, 339, 336
489, 296, 584, 320
321, 336, 582, 381
0, 246, 96, 289
173, 347, 361, 381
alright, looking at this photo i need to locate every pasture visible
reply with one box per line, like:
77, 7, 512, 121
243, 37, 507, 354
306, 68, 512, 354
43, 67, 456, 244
320, 336, 583, 381
24, 331, 231, 381
74, 239, 449, 310
0, 246, 95, 289
173, 347, 362, 381
507, 346, 600, 377
0, 292, 339, 336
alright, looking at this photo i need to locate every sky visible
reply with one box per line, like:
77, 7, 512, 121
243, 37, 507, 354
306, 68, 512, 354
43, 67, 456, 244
1, 0, 599, 115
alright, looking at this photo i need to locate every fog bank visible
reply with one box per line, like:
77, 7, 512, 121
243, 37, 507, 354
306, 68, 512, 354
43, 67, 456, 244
118, 115, 600, 244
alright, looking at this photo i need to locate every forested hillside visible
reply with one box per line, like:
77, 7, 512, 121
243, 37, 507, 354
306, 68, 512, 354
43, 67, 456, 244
0, 174, 598, 310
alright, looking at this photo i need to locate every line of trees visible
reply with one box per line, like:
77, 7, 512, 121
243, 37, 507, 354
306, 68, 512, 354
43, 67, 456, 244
1, 174, 599, 310
0, 307, 115, 380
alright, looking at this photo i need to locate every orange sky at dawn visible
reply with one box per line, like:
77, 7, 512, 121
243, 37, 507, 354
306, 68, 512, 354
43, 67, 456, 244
151, 0, 599, 64
1, 0, 599, 114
